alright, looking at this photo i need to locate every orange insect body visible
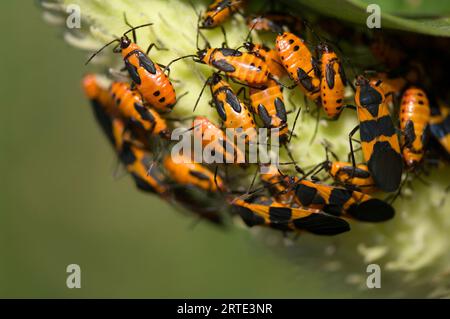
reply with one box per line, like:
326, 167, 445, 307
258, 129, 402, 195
121, 41, 176, 112
198, 48, 271, 85
209, 74, 257, 142
276, 32, 321, 101
231, 196, 350, 235
249, 80, 288, 143
163, 154, 225, 192
318, 44, 346, 118
201, 0, 243, 28
327, 161, 376, 193
399, 87, 430, 167
110, 82, 171, 139
354, 76, 403, 192
192, 116, 245, 164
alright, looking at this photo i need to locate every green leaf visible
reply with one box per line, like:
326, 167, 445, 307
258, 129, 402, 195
293, 0, 450, 36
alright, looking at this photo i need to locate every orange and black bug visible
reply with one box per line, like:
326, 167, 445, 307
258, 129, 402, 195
275, 32, 321, 101
323, 161, 376, 193
163, 154, 226, 193
317, 43, 347, 119
191, 116, 246, 165
118, 140, 170, 196
290, 178, 394, 222
248, 79, 289, 143
194, 46, 272, 86
399, 87, 431, 167
310, 144, 377, 193
429, 103, 450, 155
351, 76, 403, 192
231, 195, 350, 235
86, 20, 177, 112
257, 165, 390, 221
195, 73, 257, 143
200, 0, 244, 28
110, 81, 171, 139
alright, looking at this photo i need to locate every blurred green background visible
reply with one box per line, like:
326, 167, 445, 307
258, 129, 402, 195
0, 1, 360, 298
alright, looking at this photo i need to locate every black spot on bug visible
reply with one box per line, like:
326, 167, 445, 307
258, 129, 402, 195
293, 213, 350, 235
359, 83, 383, 107
368, 141, 403, 192
234, 205, 265, 227
125, 59, 141, 85
212, 59, 236, 73
288, 39, 294, 44
134, 103, 155, 123
225, 90, 242, 113
137, 51, 156, 74
258, 104, 272, 127
189, 169, 210, 181
153, 90, 160, 96
220, 48, 242, 57
325, 63, 335, 89
118, 142, 137, 165
275, 98, 287, 122
347, 198, 395, 222
293, 45, 299, 51
341, 166, 371, 178
403, 120, 416, 147
131, 173, 157, 194
159, 97, 166, 103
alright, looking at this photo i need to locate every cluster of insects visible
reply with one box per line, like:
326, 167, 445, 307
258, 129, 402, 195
82, 0, 450, 236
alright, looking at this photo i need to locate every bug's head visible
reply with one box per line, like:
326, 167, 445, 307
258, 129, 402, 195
209, 73, 222, 85
355, 75, 369, 87
200, 15, 215, 28
119, 36, 132, 49
196, 49, 208, 63
243, 42, 254, 52
316, 42, 332, 55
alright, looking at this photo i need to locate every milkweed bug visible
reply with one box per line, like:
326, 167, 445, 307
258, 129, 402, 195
231, 195, 350, 235
399, 87, 431, 168
275, 32, 321, 101
86, 18, 177, 112
258, 166, 393, 222
291, 178, 394, 222
429, 103, 450, 155
351, 76, 403, 192
248, 79, 289, 143
163, 154, 226, 193
195, 73, 257, 143
200, 0, 244, 28
110, 81, 171, 139
317, 43, 347, 119
322, 161, 376, 193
